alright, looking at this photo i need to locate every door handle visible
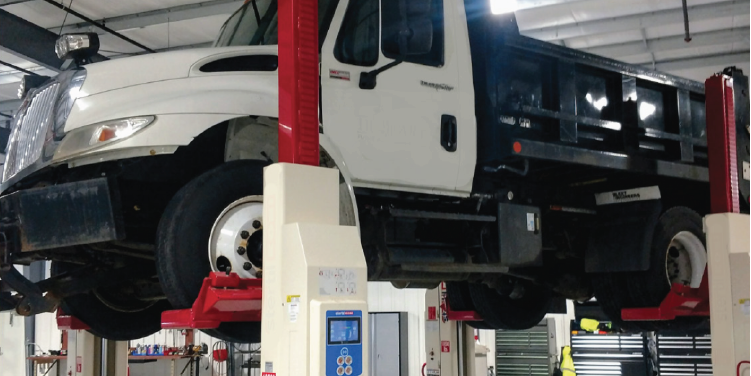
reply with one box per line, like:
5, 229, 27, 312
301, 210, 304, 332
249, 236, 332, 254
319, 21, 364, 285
441, 115, 457, 152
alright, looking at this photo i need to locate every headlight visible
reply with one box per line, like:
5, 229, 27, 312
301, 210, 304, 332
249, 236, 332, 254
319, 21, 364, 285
53, 69, 87, 139
54, 116, 155, 161
17, 75, 51, 99
55, 33, 100, 61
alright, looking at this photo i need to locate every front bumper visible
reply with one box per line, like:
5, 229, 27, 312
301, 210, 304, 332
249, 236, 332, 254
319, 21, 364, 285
0, 178, 123, 253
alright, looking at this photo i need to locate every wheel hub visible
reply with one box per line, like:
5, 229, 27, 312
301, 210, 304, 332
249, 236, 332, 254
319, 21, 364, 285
208, 196, 263, 279
665, 231, 706, 288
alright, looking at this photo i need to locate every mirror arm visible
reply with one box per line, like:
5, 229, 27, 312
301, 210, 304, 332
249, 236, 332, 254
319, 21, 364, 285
359, 59, 404, 90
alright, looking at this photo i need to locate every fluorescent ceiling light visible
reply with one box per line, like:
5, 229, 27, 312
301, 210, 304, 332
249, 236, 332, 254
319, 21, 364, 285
491, 0, 518, 14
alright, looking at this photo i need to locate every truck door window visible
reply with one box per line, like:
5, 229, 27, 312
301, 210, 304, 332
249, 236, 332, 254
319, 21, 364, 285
334, 0, 380, 67
381, 0, 444, 67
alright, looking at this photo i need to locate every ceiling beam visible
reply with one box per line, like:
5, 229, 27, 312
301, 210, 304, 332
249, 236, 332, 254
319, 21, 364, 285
57, 0, 242, 35
584, 29, 749, 58
522, 0, 749, 41
0, 9, 63, 71
650, 51, 750, 72
0, 0, 33, 5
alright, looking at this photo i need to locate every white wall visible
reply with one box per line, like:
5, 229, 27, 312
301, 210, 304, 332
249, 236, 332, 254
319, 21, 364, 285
367, 282, 427, 376
0, 311, 26, 376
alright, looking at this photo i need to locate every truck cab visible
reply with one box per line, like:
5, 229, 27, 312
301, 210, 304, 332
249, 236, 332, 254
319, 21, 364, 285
1, 0, 744, 342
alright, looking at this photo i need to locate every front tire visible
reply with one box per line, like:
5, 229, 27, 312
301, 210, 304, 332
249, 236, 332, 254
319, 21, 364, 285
52, 262, 170, 341
155, 160, 267, 343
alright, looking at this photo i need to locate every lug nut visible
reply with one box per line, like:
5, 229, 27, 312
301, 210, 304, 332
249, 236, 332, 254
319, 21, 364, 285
252, 220, 261, 229
240, 231, 250, 239
243, 262, 253, 271
237, 246, 246, 255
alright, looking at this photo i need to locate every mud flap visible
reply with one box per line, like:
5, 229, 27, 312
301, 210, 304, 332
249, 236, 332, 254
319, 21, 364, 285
585, 199, 662, 273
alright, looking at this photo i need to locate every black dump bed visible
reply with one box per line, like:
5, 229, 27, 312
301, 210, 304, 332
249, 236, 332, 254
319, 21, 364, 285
466, 4, 710, 184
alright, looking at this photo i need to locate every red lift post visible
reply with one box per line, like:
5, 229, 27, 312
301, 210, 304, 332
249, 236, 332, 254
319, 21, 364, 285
621, 70, 746, 322
158, 0, 320, 330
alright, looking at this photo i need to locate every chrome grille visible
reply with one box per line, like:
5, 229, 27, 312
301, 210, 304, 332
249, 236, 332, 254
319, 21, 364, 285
3, 82, 61, 183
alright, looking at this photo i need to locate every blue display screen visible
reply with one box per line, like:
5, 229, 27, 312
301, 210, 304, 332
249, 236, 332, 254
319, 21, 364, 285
327, 318, 360, 345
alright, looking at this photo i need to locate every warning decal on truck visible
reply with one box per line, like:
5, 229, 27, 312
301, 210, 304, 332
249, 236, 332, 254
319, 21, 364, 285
594, 186, 661, 206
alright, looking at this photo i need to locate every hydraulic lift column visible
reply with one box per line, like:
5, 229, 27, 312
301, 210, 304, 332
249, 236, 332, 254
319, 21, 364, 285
260, 0, 369, 374
704, 71, 750, 376
424, 286, 476, 376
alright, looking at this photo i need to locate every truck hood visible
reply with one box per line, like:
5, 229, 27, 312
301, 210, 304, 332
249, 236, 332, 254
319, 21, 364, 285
79, 45, 278, 96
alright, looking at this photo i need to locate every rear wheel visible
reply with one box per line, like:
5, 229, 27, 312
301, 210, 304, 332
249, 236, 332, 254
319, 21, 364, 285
468, 279, 552, 330
626, 207, 707, 331
52, 262, 170, 341
595, 207, 707, 332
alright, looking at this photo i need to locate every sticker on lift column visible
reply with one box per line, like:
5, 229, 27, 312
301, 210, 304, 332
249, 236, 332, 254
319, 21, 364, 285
319, 268, 357, 296
441, 341, 450, 353
287, 295, 300, 323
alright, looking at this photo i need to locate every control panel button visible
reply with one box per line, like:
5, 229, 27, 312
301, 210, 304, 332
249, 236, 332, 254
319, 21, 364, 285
337, 356, 344, 365
345, 356, 352, 365
345, 366, 353, 375
337, 366, 345, 375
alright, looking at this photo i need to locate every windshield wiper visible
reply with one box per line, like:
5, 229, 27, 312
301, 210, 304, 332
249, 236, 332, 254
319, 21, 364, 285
250, 0, 264, 45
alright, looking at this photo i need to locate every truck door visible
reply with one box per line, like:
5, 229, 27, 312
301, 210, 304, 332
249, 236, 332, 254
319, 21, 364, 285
321, 0, 475, 195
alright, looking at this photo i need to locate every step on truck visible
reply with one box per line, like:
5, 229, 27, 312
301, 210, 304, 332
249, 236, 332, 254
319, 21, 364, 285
1, 0, 748, 341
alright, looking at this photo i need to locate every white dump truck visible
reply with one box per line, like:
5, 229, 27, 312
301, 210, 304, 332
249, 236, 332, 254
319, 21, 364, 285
2, 0, 745, 342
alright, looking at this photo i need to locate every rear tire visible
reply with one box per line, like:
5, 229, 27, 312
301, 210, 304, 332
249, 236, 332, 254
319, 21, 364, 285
468, 280, 551, 330
594, 207, 707, 332
626, 207, 707, 331
156, 160, 267, 343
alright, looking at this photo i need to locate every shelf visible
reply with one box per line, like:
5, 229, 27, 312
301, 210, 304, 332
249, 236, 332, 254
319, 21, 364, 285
128, 355, 193, 360
27, 356, 66, 364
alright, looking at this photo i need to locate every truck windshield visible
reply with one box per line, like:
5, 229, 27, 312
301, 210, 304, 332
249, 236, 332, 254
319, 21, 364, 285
215, 0, 279, 46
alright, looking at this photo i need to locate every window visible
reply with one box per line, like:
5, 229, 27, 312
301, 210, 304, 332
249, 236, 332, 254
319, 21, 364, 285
381, 0, 444, 67
214, 0, 339, 50
214, 0, 279, 47
334, 0, 380, 67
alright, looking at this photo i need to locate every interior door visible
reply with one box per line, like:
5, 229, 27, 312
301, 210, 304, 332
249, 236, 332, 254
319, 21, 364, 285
321, 0, 470, 194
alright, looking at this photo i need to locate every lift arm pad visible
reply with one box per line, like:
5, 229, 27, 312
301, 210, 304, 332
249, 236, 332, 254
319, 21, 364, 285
585, 200, 662, 273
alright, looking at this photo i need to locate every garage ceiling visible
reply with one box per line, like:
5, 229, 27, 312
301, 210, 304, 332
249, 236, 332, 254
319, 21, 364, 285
0, 0, 749, 116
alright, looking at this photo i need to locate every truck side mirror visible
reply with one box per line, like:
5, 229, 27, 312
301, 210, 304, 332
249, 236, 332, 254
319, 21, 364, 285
382, 0, 434, 57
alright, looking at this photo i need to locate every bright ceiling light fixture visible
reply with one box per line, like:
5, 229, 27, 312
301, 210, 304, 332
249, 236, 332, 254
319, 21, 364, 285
491, 0, 518, 14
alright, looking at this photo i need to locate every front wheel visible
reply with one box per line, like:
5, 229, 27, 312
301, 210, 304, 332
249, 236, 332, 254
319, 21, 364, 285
52, 261, 170, 341
155, 160, 267, 343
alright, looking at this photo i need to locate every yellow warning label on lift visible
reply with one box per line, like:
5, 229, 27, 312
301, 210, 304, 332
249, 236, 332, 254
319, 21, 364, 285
287, 295, 300, 303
